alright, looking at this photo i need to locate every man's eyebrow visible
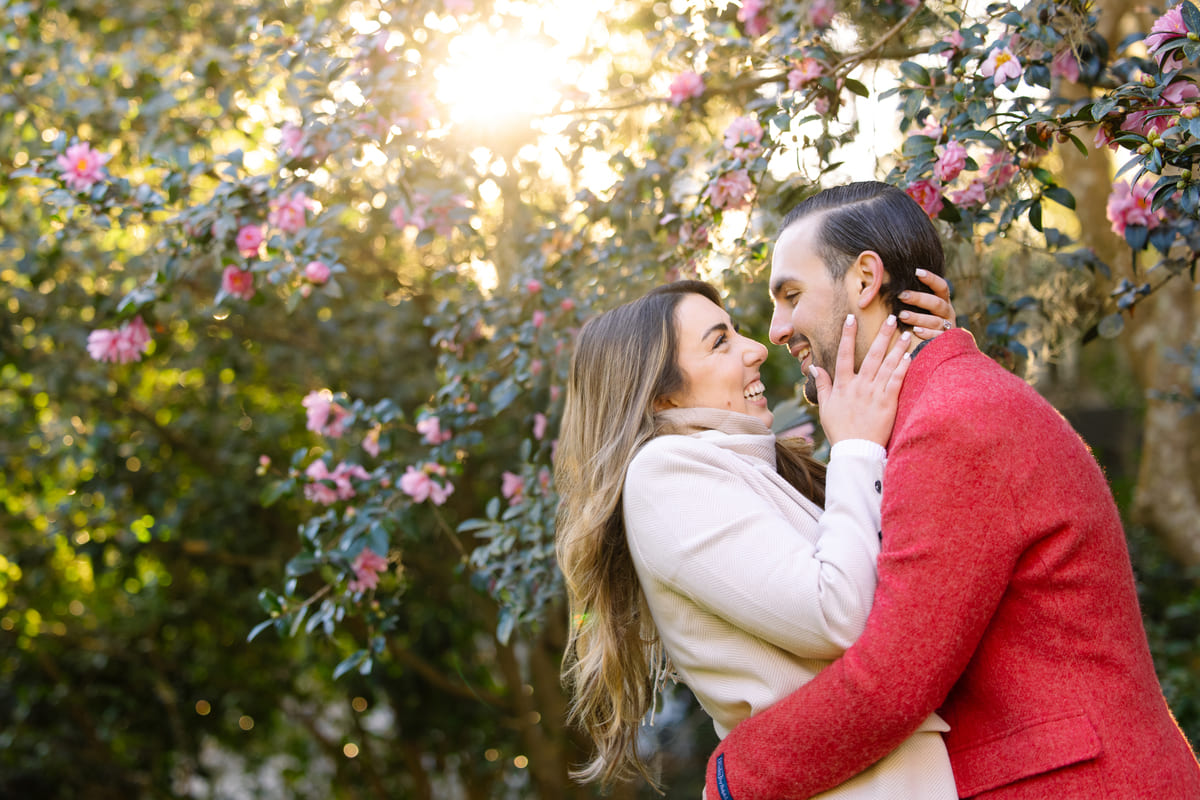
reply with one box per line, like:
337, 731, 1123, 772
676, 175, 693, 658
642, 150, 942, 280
770, 277, 794, 297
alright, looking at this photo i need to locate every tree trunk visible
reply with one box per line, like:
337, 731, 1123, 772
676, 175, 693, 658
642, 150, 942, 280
1054, 0, 1200, 567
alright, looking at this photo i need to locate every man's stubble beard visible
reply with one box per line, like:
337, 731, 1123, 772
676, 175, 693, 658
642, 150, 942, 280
799, 296, 853, 407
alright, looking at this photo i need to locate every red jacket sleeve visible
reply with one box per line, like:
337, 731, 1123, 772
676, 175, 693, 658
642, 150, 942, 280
705, 382, 1021, 799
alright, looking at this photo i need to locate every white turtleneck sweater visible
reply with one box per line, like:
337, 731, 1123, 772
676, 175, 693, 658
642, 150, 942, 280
623, 407, 955, 799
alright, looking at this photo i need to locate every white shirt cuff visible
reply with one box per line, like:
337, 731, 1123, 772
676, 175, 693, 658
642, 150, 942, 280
829, 438, 887, 462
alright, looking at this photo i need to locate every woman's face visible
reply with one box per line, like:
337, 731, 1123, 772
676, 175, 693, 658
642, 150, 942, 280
659, 293, 773, 426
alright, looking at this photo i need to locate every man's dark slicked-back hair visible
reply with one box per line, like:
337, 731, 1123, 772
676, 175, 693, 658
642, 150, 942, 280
779, 181, 945, 317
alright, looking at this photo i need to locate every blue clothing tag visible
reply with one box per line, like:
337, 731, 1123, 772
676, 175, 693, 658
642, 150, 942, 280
716, 753, 734, 800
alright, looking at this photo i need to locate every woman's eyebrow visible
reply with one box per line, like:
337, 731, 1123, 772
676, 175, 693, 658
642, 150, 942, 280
700, 321, 731, 342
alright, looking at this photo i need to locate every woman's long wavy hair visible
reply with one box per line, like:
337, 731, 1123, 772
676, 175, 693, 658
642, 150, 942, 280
555, 280, 827, 789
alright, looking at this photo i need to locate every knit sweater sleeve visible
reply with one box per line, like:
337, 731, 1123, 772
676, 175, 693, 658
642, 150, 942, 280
624, 436, 886, 659
704, 383, 1021, 799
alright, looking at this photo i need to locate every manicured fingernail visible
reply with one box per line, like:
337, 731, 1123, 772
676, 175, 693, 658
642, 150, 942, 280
899, 310, 912, 319
913, 326, 925, 335
916, 268, 927, 276
845, 314, 855, 327
899, 291, 911, 300
809, 365, 819, 377
900, 331, 912, 342
902, 351, 912, 360
886, 314, 896, 326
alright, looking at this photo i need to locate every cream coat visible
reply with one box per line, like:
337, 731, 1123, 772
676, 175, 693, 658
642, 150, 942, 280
623, 407, 955, 799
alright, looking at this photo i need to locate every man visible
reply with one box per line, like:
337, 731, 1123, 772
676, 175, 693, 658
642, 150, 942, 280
705, 181, 1200, 799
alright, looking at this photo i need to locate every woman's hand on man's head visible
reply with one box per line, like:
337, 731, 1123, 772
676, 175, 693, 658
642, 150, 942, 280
900, 268, 956, 343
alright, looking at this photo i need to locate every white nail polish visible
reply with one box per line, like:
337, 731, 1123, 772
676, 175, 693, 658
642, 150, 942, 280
845, 314, 855, 327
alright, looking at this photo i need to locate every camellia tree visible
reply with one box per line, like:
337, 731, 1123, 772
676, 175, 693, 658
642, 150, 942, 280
4, 0, 1200, 797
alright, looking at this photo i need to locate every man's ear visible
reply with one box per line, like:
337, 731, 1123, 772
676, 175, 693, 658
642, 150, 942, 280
850, 250, 887, 310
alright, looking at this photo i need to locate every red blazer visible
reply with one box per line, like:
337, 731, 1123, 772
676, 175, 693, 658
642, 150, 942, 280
706, 330, 1200, 799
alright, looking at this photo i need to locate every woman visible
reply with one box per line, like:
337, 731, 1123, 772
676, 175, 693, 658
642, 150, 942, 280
554, 279, 959, 797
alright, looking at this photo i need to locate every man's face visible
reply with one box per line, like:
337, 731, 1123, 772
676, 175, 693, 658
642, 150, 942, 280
767, 216, 854, 405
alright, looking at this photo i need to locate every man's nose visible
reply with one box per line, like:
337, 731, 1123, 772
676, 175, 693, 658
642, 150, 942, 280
769, 309, 792, 346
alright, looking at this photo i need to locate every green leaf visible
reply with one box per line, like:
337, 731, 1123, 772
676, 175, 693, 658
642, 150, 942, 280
1043, 186, 1076, 209
1028, 201, 1043, 232
1124, 224, 1150, 251
1183, 0, 1200, 34
901, 135, 936, 156
247, 619, 276, 642
899, 61, 932, 87
843, 78, 869, 98
496, 609, 516, 645
333, 649, 369, 680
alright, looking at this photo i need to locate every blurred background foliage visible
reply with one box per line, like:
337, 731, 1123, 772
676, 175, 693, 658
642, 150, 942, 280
2, 0, 1198, 798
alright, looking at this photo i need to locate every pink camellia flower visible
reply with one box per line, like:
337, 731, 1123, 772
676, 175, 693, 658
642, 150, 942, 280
303, 460, 341, 505
279, 123, 306, 158
501, 471, 525, 504
533, 412, 548, 441
304, 260, 330, 284
302, 389, 350, 438
416, 416, 452, 444
331, 461, 371, 501
1123, 80, 1200, 138
723, 116, 765, 158
269, 191, 312, 234
221, 266, 255, 301
389, 203, 412, 229
705, 169, 753, 210
1093, 124, 1118, 151
934, 140, 968, 183
362, 425, 381, 457
84, 324, 125, 364
560, 298, 576, 312
1146, 5, 1187, 73
549, 385, 561, 403
809, 0, 836, 29
235, 224, 265, 257
981, 47, 1023, 85
950, 179, 988, 207
526, 279, 543, 294
421, 192, 467, 237
1106, 180, 1162, 237
915, 115, 944, 140
400, 463, 454, 505
532, 310, 546, 328
668, 71, 705, 106
348, 547, 389, 593
118, 316, 152, 361
905, 179, 945, 218
1051, 48, 1081, 83
87, 316, 152, 364
737, 0, 768, 37
57, 141, 110, 192
982, 149, 1019, 188
788, 57, 823, 91
940, 30, 965, 59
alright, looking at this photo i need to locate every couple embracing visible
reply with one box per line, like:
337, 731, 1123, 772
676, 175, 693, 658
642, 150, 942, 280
555, 182, 1200, 799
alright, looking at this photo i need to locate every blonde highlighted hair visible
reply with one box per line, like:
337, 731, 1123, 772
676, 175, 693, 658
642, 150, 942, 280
555, 281, 826, 789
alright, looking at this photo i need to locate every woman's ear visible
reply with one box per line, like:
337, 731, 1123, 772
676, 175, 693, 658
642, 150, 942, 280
850, 250, 887, 310
652, 394, 676, 412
